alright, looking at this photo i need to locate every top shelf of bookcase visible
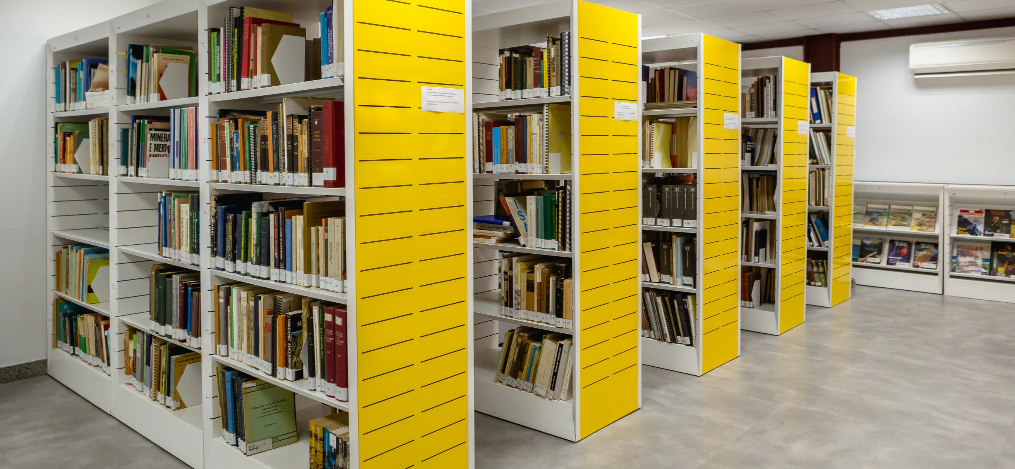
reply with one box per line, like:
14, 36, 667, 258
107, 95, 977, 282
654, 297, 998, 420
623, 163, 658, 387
110, 0, 199, 41
207, 77, 344, 105
49, 22, 109, 55
473, 95, 571, 111
473, 0, 571, 32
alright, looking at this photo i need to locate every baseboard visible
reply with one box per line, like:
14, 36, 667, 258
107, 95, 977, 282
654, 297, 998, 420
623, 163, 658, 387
0, 359, 48, 384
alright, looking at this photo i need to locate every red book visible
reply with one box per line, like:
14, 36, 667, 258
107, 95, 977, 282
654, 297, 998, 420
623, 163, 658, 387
322, 101, 346, 188
241, 17, 299, 85
483, 120, 493, 172
323, 306, 336, 397
334, 307, 348, 402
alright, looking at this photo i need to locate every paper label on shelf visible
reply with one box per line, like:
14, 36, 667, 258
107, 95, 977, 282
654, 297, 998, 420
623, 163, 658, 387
683, 220, 697, 228
724, 112, 739, 129
846, 126, 856, 138
798, 120, 808, 135
521, 89, 534, 99
657, 219, 670, 227
241, 78, 251, 90
299, 173, 309, 186
270, 269, 279, 281
614, 101, 638, 121
149, 93, 160, 103
555, 317, 565, 328
260, 74, 271, 88
225, 261, 235, 272
564, 319, 573, 330
215, 258, 224, 269
312, 173, 323, 186
421, 86, 465, 113
324, 167, 337, 181
322, 63, 334, 78
218, 344, 227, 356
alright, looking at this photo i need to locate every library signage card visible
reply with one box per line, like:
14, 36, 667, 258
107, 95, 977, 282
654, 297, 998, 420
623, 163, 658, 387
614, 101, 637, 121
724, 112, 738, 129
798, 120, 808, 135
421, 86, 464, 113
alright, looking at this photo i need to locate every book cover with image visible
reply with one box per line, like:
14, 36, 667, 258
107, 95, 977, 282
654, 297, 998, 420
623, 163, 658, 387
852, 237, 861, 262
910, 206, 937, 233
990, 242, 1015, 277
886, 240, 912, 267
956, 209, 984, 236
887, 205, 913, 231
858, 238, 884, 264
912, 242, 938, 270
954, 244, 988, 275
863, 204, 889, 228
853, 203, 866, 227
983, 210, 1012, 238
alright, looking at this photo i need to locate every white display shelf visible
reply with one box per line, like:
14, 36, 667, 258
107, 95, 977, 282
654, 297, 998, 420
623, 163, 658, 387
641, 224, 696, 233
207, 77, 344, 104
211, 355, 349, 411
741, 117, 778, 125
472, 95, 571, 111
52, 172, 110, 181
741, 212, 777, 220
112, 383, 204, 468
742, 260, 777, 269
742, 165, 778, 171
472, 242, 573, 258
949, 272, 1015, 283
472, 173, 572, 181
474, 348, 575, 440
54, 290, 110, 316
474, 291, 572, 334
53, 107, 110, 118
52, 228, 110, 248
120, 177, 201, 188
807, 245, 829, 251
853, 227, 939, 237
206, 424, 310, 469
118, 312, 201, 354
810, 123, 832, 129
212, 270, 348, 304
47, 347, 111, 413
116, 96, 200, 114
805, 284, 830, 307
950, 233, 1011, 242
741, 303, 778, 335
641, 281, 696, 294
642, 107, 696, 117
808, 205, 830, 211
640, 337, 698, 374
119, 244, 199, 271
208, 183, 347, 197
852, 262, 939, 274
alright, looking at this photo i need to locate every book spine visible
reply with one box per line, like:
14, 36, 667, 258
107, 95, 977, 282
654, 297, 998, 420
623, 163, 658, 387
335, 308, 348, 401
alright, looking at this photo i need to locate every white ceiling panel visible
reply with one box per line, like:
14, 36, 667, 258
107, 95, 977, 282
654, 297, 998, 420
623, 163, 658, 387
708, 11, 788, 27
770, 1, 859, 19
670, 0, 771, 19
639, 0, 725, 9
957, 5, 1015, 19
731, 20, 813, 35
942, 0, 1015, 12
816, 20, 891, 33
796, 11, 882, 28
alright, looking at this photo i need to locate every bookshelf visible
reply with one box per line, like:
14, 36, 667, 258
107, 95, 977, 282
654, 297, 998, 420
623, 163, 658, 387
805, 72, 855, 308
943, 185, 1015, 303
639, 33, 741, 376
46, 1, 474, 468
740, 56, 810, 336
852, 182, 944, 295
470, 0, 641, 441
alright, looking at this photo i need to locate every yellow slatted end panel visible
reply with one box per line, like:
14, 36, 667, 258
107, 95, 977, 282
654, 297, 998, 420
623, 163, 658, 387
576, 0, 640, 440
700, 34, 740, 374
353, 0, 469, 467
778, 58, 809, 334
830, 73, 856, 307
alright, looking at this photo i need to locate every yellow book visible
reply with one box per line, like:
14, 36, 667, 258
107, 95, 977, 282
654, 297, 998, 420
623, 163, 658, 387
652, 122, 672, 168
546, 103, 571, 173
243, 7, 293, 22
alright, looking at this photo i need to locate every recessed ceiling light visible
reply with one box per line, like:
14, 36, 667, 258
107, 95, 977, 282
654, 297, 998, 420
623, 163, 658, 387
868, 4, 948, 20
642, 35, 672, 40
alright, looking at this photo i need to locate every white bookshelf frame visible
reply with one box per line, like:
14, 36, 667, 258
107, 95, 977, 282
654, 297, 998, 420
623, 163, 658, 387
805, 72, 836, 308
943, 185, 1015, 303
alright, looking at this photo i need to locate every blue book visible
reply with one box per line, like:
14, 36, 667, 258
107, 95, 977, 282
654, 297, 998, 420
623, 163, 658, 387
144, 334, 152, 391
492, 127, 501, 168
474, 215, 512, 226
186, 285, 194, 336
80, 59, 107, 97
813, 218, 829, 243
323, 427, 333, 469
224, 370, 236, 442
809, 88, 822, 124
320, 13, 327, 67
326, 7, 333, 65
286, 220, 293, 277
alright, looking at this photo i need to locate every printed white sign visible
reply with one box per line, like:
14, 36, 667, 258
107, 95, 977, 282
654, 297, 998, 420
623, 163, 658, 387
798, 120, 808, 135
614, 101, 637, 121
724, 112, 739, 129
846, 126, 855, 138
421, 86, 464, 113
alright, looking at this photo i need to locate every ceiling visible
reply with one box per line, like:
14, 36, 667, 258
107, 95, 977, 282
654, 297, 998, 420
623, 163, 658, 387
472, 0, 1015, 43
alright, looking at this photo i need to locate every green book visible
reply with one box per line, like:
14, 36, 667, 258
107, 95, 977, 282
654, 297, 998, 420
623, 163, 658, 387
241, 211, 251, 266
242, 379, 297, 455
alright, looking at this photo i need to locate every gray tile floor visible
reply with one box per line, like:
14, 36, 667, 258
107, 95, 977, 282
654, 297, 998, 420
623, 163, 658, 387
1, 286, 1013, 468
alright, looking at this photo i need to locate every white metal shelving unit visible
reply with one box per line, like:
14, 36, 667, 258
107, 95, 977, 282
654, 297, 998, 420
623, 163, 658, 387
943, 185, 1015, 303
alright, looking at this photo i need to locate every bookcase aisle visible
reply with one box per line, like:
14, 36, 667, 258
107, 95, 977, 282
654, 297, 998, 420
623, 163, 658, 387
638, 34, 741, 376
470, 0, 641, 441
739, 56, 810, 336
943, 185, 1015, 303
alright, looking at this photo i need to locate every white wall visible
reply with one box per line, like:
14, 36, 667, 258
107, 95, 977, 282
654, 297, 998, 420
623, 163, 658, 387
0, 0, 159, 368
841, 27, 1015, 186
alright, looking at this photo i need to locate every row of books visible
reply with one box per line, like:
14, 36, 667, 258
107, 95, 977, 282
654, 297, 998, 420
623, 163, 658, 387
490, 182, 572, 252
854, 203, 937, 233
148, 265, 201, 347
309, 412, 351, 469
208, 6, 338, 95
742, 128, 778, 166
809, 86, 834, 124
53, 299, 110, 374
807, 258, 828, 287
122, 327, 201, 410
498, 34, 570, 100
215, 365, 299, 456
809, 129, 832, 165
496, 255, 573, 330
742, 220, 775, 264
809, 168, 831, 207
54, 245, 109, 304
807, 214, 830, 248
120, 107, 199, 181
210, 99, 345, 188
641, 290, 696, 346
645, 67, 698, 105
742, 174, 776, 213
952, 241, 1015, 277
159, 191, 200, 266
54, 119, 108, 175
473, 104, 570, 175
641, 235, 696, 288
642, 117, 697, 169
742, 75, 777, 119
853, 238, 938, 270
642, 180, 697, 228
211, 195, 347, 293
125, 44, 197, 104
52, 58, 108, 111
741, 266, 775, 308
494, 327, 574, 401
956, 209, 1013, 238
213, 283, 349, 402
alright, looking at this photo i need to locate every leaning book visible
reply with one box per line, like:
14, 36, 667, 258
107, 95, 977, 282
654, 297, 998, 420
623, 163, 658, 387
242, 379, 298, 456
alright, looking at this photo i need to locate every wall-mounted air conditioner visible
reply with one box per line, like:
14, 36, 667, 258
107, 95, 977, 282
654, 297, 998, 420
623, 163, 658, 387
909, 36, 1015, 78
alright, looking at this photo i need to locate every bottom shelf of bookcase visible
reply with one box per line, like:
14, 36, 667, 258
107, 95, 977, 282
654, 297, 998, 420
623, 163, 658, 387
112, 383, 204, 468
945, 274, 1015, 303
641, 337, 699, 376
805, 285, 831, 308
474, 349, 576, 441
740, 303, 779, 335
47, 347, 111, 413
853, 263, 942, 294
206, 403, 325, 469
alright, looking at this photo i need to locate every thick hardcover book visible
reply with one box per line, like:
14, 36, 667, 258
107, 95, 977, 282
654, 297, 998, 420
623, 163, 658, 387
323, 306, 336, 397
334, 308, 348, 401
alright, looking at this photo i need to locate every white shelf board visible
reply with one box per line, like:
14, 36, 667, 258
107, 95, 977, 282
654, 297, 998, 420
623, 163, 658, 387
53, 107, 110, 118
742, 117, 778, 125
641, 281, 696, 294
852, 262, 939, 275
853, 262, 943, 294
209, 183, 346, 197
472, 242, 572, 258
207, 77, 344, 104
474, 291, 572, 334
212, 270, 348, 304
52, 228, 110, 248
211, 355, 349, 411
641, 167, 697, 175
950, 233, 1013, 242
807, 246, 829, 252
808, 206, 830, 211
120, 176, 200, 188
641, 336, 699, 375
474, 348, 575, 441
206, 423, 310, 469
118, 312, 201, 354
116, 96, 200, 114
742, 212, 777, 220
473, 95, 571, 111
949, 272, 1015, 283
810, 123, 832, 129
741, 303, 779, 335
48, 347, 111, 413
641, 224, 696, 234
473, 173, 572, 181
119, 244, 199, 271
805, 284, 831, 308
809, 164, 830, 169
54, 290, 110, 317
742, 165, 778, 171
112, 383, 204, 468
853, 226, 939, 238
52, 172, 110, 182
643, 107, 697, 117
742, 260, 777, 269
